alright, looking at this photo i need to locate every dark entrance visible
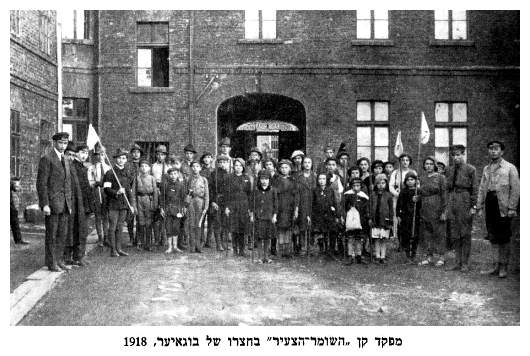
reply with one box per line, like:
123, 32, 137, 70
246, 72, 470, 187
217, 93, 306, 160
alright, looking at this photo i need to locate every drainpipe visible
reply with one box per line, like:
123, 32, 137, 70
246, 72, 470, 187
57, 19, 62, 131
188, 10, 195, 146
96, 11, 102, 135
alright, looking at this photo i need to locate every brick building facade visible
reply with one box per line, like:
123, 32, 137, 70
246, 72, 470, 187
10, 10, 58, 206
75, 10, 518, 172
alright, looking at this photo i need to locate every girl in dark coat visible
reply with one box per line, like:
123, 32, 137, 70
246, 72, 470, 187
294, 157, 317, 254
396, 171, 421, 263
227, 158, 252, 256
311, 172, 338, 253
275, 159, 299, 257
370, 174, 394, 263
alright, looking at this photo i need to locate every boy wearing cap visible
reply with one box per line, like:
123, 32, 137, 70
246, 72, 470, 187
219, 137, 233, 173
317, 144, 335, 174
104, 148, 136, 257
477, 141, 519, 278
200, 152, 214, 180
88, 145, 111, 247
151, 144, 168, 247
37, 132, 73, 271
208, 154, 232, 251
181, 144, 197, 177
186, 161, 209, 253
325, 157, 344, 255
445, 145, 477, 272
160, 167, 187, 253
126, 143, 143, 246
134, 159, 158, 251
226, 158, 252, 256
250, 169, 278, 263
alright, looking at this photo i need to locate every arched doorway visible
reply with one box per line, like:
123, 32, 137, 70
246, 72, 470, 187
217, 93, 306, 160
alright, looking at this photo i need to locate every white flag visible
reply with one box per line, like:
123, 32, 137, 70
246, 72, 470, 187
420, 112, 430, 144
86, 124, 100, 150
394, 131, 404, 158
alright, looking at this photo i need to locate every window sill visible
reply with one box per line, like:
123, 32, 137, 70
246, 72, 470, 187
62, 38, 94, 45
237, 38, 286, 45
351, 39, 394, 46
429, 40, 475, 47
129, 87, 175, 94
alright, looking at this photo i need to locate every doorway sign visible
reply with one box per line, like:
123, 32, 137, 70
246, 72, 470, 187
236, 120, 299, 132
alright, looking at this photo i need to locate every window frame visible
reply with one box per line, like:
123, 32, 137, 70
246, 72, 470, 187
434, 102, 469, 164
434, 10, 468, 41
355, 101, 390, 162
244, 10, 277, 40
356, 10, 389, 40
10, 10, 20, 35
11, 109, 21, 177
136, 22, 170, 88
38, 11, 53, 55
62, 98, 90, 146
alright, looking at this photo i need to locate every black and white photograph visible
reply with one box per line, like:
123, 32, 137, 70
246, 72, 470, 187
6, 1, 524, 354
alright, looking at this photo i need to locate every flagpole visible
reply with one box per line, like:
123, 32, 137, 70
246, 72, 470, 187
411, 114, 424, 252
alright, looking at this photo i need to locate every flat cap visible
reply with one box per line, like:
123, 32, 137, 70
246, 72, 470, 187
200, 151, 213, 163
130, 143, 143, 154
487, 140, 505, 150
75, 144, 89, 152
450, 144, 466, 153
278, 159, 292, 168
184, 144, 197, 153
258, 169, 271, 179
155, 144, 168, 154
139, 158, 150, 166
113, 148, 129, 158
65, 141, 76, 153
249, 147, 263, 159
219, 137, 231, 146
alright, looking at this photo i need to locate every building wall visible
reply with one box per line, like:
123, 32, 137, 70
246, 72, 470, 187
10, 10, 58, 206
95, 10, 519, 174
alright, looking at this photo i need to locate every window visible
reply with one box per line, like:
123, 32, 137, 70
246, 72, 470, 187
136, 141, 169, 163
10, 10, 20, 35
434, 10, 467, 40
356, 101, 389, 161
39, 11, 54, 54
245, 10, 277, 39
434, 102, 468, 165
11, 110, 21, 177
356, 10, 389, 39
58, 10, 90, 40
62, 98, 89, 146
137, 22, 169, 87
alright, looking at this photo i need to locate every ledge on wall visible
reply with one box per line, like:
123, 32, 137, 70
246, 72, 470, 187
237, 38, 286, 44
429, 39, 475, 47
351, 39, 395, 46
129, 87, 175, 94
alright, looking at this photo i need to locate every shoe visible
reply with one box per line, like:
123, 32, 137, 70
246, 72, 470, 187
481, 263, 500, 276
355, 256, 362, 264
460, 264, 470, 272
435, 260, 445, 267
498, 264, 507, 278
204, 244, 211, 248
57, 262, 71, 271
64, 259, 75, 265
265, 258, 273, 263
379, 258, 385, 264
217, 246, 225, 252
196, 248, 203, 253
257, 259, 263, 264
418, 259, 430, 266
110, 251, 120, 257
74, 259, 88, 267
117, 250, 129, 256
48, 265, 62, 272
16, 240, 30, 245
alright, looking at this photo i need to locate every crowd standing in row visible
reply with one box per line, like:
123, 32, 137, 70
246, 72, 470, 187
31, 133, 519, 279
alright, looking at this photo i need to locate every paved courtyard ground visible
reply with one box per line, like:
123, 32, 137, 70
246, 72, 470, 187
18, 236, 519, 326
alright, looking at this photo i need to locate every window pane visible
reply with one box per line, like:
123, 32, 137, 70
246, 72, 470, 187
137, 23, 151, 42
452, 10, 466, 21
374, 147, 388, 161
435, 147, 450, 166
357, 126, 371, 146
453, 20, 467, 40
452, 103, 467, 122
58, 10, 74, 39
452, 128, 467, 146
435, 127, 449, 147
434, 10, 449, 20
435, 20, 449, 39
357, 19, 371, 39
63, 99, 74, 117
75, 99, 88, 118
138, 68, 152, 87
75, 10, 84, 39
374, 20, 388, 39
262, 20, 276, 39
76, 123, 88, 142
357, 102, 371, 121
357, 10, 371, 20
245, 10, 259, 39
374, 10, 388, 20
357, 146, 371, 160
153, 23, 169, 43
63, 123, 73, 139
152, 47, 169, 87
262, 10, 276, 21
435, 102, 449, 122
138, 49, 152, 67
374, 127, 388, 146
374, 102, 388, 121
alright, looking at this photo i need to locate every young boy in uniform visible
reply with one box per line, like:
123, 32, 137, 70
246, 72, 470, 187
134, 159, 158, 251
250, 169, 278, 263
160, 167, 187, 253
186, 161, 209, 253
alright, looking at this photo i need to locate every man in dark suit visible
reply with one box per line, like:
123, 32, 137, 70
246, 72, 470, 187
36, 132, 73, 272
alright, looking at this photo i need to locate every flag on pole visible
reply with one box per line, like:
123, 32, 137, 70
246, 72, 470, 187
420, 112, 430, 144
86, 124, 100, 150
394, 131, 404, 157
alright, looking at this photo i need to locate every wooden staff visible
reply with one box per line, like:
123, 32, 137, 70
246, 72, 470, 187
102, 150, 134, 213
411, 132, 422, 254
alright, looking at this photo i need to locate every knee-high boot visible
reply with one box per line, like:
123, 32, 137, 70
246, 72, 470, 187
136, 225, 145, 250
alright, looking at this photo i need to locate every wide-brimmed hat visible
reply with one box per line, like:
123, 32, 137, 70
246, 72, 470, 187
291, 150, 305, 159
184, 144, 197, 153
155, 144, 168, 154
113, 148, 129, 158
249, 147, 263, 159
219, 137, 231, 147
130, 143, 143, 154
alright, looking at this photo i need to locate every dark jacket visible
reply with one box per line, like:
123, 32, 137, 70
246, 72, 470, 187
311, 186, 338, 233
250, 184, 278, 221
160, 178, 187, 216
370, 190, 394, 229
103, 165, 136, 211
72, 159, 96, 214
209, 168, 231, 207
446, 163, 478, 206
36, 150, 73, 214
